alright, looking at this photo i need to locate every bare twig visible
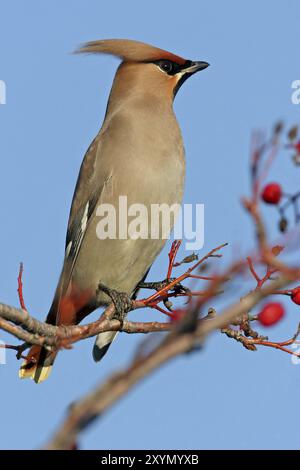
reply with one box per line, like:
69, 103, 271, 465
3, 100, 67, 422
17, 263, 27, 311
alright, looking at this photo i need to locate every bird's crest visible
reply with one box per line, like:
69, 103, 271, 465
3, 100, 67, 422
76, 39, 186, 65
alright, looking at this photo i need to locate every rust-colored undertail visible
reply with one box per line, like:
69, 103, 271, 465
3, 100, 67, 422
19, 287, 92, 383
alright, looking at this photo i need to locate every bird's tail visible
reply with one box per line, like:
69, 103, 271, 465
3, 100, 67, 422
92, 331, 119, 362
18, 283, 93, 383
19, 345, 57, 384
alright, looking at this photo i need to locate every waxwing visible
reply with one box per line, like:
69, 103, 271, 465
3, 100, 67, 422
19, 39, 209, 382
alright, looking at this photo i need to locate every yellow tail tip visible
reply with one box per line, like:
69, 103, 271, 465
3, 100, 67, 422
19, 362, 53, 383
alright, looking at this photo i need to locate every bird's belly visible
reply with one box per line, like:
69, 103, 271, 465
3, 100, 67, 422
72, 155, 184, 302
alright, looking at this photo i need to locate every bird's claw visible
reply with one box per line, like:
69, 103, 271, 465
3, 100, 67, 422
139, 278, 191, 303
138, 280, 169, 291
173, 282, 192, 304
97, 283, 133, 321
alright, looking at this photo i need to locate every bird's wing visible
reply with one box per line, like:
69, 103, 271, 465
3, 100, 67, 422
65, 138, 101, 268
52, 137, 106, 323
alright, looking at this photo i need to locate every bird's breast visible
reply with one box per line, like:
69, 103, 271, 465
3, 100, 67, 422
100, 104, 186, 207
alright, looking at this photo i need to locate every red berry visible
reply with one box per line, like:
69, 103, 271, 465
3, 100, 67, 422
257, 302, 285, 327
261, 183, 282, 205
291, 287, 300, 305
294, 141, 300, 154
170, 309, 186, 322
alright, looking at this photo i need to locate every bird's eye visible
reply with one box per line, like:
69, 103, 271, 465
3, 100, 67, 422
157, 60, 174, 74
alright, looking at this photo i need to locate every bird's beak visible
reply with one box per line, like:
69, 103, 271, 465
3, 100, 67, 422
173, 60, 210, 97
184, 61, 210, 75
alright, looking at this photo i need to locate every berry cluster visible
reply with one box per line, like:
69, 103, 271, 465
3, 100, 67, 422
260, 130, 300, 232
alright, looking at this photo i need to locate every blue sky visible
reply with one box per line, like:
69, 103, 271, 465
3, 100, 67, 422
0, 0, 300, 450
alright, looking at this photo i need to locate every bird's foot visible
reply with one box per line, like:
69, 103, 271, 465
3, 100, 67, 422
97, 283, 133, 321
171, 281, 191, 299
139, 278, 191, 297
138, 280, 169, 291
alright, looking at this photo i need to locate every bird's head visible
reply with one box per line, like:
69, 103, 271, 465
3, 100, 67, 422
76, 39, 209, 101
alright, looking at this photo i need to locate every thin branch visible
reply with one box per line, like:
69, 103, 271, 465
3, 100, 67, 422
17, 262, 27, 311
0, 302, 175, 350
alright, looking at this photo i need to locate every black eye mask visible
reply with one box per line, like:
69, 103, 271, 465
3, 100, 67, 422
153, 59, 192, 76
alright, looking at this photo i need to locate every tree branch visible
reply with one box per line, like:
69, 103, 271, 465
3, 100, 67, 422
45, 274, 293, 450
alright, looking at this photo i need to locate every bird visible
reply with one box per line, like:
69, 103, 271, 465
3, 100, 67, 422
19, 39, 209, 383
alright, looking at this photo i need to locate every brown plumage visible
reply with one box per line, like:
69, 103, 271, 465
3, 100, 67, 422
76, 38, 186, 64
19, 39, 209, 383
